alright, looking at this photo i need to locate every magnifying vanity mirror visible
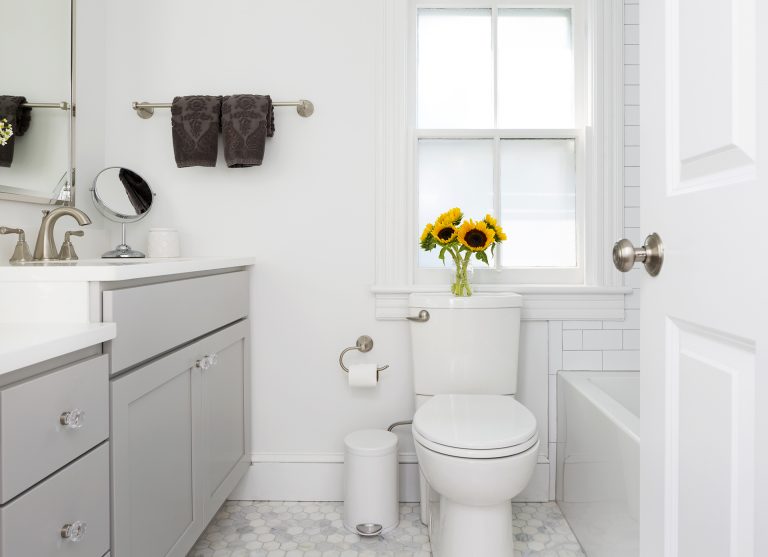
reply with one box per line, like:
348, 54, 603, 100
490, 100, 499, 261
91, 167, 154, 258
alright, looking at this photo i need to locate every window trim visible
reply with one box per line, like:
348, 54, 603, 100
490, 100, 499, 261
372, 0, 627, 318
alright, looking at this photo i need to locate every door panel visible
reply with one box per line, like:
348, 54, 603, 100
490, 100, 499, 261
111, 348, 202, 557
641, 0, 767, 555
200, 320, 251, 524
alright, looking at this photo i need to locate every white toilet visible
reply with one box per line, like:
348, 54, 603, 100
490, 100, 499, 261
408, 293, 539, 557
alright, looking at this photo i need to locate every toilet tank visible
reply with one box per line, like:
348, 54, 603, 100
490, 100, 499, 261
408, 293, 523, 396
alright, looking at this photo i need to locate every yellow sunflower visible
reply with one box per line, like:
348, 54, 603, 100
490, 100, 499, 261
483, 214, 507, 242
437, 207, 463, 226
420, 223, 434, 243
458, 220, 495, 251
431, 219, 458, 244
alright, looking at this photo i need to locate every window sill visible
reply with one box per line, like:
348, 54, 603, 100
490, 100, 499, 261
371, 284, 632, 321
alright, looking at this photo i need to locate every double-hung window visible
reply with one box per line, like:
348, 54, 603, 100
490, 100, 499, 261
412, 1, 586, 285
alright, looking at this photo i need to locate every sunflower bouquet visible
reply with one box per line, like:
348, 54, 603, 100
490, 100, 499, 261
0, 118, 12, 147
420, 208, 507, 297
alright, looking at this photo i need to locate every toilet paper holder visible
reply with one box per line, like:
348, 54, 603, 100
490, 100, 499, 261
339, 335, 389, 376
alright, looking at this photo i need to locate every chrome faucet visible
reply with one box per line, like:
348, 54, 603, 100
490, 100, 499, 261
33, 207, 92, 261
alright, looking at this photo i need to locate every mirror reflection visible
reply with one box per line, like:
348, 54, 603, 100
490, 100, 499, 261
91, 167, 154, 258
0, 0, 72, 203
92, 167, 154, 221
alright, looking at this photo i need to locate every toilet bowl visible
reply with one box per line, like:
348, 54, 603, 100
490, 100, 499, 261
407, 292, 538, 556
412, 394, 539, 557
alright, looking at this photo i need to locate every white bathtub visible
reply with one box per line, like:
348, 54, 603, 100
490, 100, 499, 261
556, 371, 639, 557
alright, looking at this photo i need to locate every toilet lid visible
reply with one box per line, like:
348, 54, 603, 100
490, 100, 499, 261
413, 394, 538, 451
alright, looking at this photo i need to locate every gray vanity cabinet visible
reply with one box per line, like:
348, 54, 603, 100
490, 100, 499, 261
110, 319, 250, 557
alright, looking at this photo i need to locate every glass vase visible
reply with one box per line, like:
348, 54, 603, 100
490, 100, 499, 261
450, 257, 473, 297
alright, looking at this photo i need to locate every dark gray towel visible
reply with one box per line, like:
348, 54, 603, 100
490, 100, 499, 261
171, 95, 221, 168
0, 96, 32, 168
221, 95, 274, 168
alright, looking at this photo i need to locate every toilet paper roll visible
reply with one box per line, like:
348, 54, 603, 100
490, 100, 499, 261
348, 363, 378, 388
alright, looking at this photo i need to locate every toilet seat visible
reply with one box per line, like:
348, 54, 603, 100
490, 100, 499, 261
413, 394, 538, 459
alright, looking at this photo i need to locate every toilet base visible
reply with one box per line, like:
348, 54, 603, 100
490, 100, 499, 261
428, 497, 515, 557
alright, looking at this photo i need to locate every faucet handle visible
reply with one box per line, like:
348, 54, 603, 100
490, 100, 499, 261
59, 230, 84, 261
0, 227, 33, 264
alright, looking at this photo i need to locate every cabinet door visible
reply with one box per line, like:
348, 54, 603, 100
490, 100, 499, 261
198, 320, 251, 523
111, 346, 202, 557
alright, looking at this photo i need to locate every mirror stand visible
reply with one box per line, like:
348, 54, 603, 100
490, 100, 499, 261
102, 222, 145, 258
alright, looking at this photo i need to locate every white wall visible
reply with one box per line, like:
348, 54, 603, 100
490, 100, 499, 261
0, 0, 642, 502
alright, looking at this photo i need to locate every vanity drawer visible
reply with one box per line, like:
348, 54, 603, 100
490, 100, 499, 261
0, 443, 110, 557
104, 270, 249, 373
0, 355, 108, 503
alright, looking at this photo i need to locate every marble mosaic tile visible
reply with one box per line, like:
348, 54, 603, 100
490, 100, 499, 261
187, 501, 584, 557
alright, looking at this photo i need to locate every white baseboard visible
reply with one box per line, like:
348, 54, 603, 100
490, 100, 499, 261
228, 453, 551, 503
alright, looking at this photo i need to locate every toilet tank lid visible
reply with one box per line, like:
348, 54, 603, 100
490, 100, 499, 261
408, 292, 522, 309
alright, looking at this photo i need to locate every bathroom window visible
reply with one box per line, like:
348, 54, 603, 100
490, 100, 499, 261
373, 0, 625, 302
415, 5, 584, 282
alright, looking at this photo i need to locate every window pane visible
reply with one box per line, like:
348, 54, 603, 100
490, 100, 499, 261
418, 140, 494, 268
500, 140, 576, 267
418, 9, 493, 128
498, 9, 574, 128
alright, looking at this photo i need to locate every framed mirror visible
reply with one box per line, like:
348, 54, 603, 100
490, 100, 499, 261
0, 0, 74, 205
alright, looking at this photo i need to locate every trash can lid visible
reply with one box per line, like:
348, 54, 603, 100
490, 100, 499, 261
344, 429, 398, 457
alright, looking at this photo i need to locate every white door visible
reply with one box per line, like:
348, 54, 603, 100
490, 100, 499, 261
639, 1, 768, 556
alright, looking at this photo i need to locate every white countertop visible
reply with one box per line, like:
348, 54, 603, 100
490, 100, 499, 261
0, 256, 256, 282
0, 322, 117, 376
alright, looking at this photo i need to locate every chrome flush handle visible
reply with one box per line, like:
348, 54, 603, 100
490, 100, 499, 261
406, 310, 430, 323
613, 233, 664, 276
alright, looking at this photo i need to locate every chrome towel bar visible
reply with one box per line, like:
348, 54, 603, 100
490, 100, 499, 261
21, 102, 70, 110
131, 99, 315, 119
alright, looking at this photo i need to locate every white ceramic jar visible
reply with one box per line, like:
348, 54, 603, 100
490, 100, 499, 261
147, 228, 180, 258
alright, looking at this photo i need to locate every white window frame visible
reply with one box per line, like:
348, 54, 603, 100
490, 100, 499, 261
373, 0, 628, 319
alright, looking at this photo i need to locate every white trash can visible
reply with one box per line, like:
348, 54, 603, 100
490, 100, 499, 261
343, 429, 399, 536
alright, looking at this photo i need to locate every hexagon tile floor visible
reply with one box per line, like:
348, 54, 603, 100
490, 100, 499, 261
187, 500, 585, 557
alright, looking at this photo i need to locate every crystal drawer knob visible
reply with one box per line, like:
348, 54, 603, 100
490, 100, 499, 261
196, 354, 219, 370
59, 408, 85, 429
61, 521, 87, 542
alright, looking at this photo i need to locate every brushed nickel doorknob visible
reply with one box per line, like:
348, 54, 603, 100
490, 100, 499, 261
613, 233, 664, 276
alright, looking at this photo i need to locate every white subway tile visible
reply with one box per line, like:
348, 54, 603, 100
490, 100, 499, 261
624, 267, 644, 288
562, 351, 603, 370
548, 375, 557, 442
625, 106, 640, 126
625, 288, 641, 309
625, 207, 640, 227
624, 166, 640, 187
624, 45, 640, 65
548, 442, 557, 500
623, 329, 641, 350
625, 85, 640, 106
625, 125, 640, 146
603, 350, 640, 370
603, 309, 641, 330
625, 186, 640, 207
624, 227, 642, 245
624, 24, 639, 45
562, 330, 583, 350
624, 4, 639, 24
562, 320, 603, 330
624, 64, 640, 85
583, 329, 623, 350
548, 321, 563, 374
625, 145, 640, 167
